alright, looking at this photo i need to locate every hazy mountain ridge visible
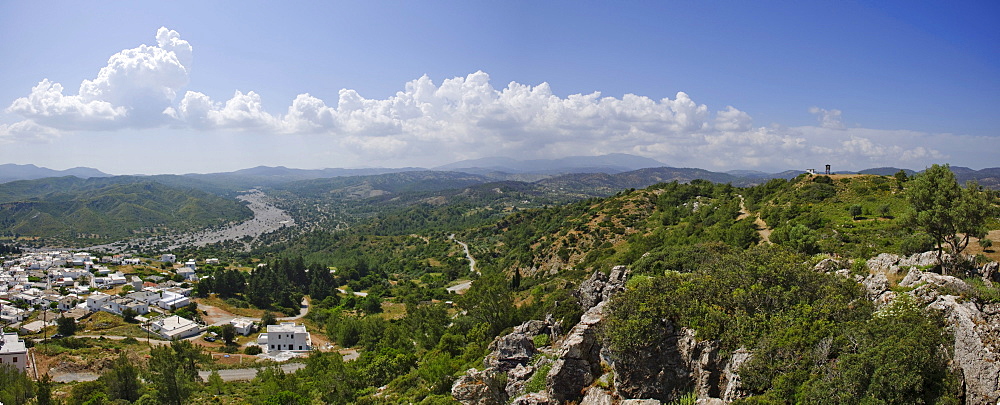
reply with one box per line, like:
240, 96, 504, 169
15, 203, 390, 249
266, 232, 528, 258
0, 163, 110, 184
4, 155, 999, 189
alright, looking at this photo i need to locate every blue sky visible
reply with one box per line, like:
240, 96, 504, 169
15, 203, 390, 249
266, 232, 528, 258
1, 1, 997, 174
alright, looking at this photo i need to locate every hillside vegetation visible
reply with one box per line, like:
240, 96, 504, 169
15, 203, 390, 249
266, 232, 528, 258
0, 177, 252, 243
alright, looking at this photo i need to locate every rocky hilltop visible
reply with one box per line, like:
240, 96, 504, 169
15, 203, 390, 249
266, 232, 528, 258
455, 253, 1000, 404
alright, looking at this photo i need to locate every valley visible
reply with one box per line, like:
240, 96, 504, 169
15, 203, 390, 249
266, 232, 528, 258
0, 163, 998, 404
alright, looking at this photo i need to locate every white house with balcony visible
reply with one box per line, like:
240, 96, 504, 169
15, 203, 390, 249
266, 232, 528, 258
257, 322, 311, 353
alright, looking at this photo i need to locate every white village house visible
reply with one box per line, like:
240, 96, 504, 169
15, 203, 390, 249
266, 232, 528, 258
258, 322, 311, 353
0, 332, 28, 372
149, 315, 203, 340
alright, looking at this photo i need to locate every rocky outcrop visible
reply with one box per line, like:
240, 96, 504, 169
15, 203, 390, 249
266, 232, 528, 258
862, 256, 1000, 405
575, 265, 630, 310
546, 301, 608, 402
898, 269, 974, 305
452, 368, 508, 405
454, 318, 556, 405
608, 324, 745, 403
867, 251, 944, 275
979, 261, 1000, 284
456, 266, 632, 405
485, 320, 551, 372
927, 295, 1000, 404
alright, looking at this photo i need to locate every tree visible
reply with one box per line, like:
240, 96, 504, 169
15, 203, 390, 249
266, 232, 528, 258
261, 311, 277, 327
0, 364, 34, 405
145, 340, 204, 405
849, 204, 863, 220
907, 164, 996, 273
35, 373, 54, 405
459, 272, 515, 335
207, 369, 225, 395
57, 316, 77, 336
103, 352, 142, 402
122, 308, 139, 323
221, 323, 237, 346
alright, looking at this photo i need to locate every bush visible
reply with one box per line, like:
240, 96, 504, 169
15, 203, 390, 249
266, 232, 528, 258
899, 233, 935, 256
532, 334, 550, 347
523, 363, 552, 393
244, 345, 263, 355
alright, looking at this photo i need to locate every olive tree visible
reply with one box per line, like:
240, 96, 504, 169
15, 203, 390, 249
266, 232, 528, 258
906, 164, 995, 273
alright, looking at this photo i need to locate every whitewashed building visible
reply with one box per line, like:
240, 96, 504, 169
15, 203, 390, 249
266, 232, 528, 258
258, 322, 311, 353
230, 318, 257, 336
150, 315, 202, 340
0, 332, 28, 372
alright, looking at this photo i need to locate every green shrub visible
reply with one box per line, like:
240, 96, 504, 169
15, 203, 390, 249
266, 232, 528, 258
244, 345, 263, 355
532, 334, 550, 347
523, 363, 552, 393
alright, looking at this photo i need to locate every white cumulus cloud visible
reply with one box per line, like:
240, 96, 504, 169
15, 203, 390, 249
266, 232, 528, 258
7, 27, 191, 130
4, 27, 999, 171
809, 107, 845, 129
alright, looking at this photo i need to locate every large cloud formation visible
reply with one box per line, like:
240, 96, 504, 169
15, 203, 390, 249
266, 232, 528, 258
3, 27, 995, 170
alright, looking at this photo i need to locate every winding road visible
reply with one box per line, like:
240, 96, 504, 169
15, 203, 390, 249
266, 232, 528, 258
449, 234, 478, 275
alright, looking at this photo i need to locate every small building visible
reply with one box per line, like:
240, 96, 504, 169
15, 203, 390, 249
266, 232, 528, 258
127, 290, 163, 305
57, 296, 77, 311
257, 322, 311, 353
205, 258, 220, 265
230, 318, 257, 336
86, 292, 112, 312
150, 315, 203, 340
157, 291, 190, 310
161, 254, 177, 263
0, 332, 28, 372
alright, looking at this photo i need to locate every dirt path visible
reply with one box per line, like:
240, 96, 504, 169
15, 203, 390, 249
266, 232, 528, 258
197, 362, 306, 382
738, 195, 771, 243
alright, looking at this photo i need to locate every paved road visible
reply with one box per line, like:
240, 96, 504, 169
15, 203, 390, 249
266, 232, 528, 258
277, 297, 310, 321
198, 362, 306, 382
449, 234, 478, 275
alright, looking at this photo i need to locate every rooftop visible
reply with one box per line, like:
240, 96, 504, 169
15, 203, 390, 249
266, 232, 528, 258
0, 332, 27, 354
266, 322, 307, 334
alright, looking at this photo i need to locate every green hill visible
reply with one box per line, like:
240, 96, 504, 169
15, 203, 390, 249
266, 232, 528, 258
0, 177, 252, 244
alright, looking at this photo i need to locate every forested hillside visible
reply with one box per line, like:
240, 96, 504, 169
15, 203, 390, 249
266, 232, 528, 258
0, 177, 252, 243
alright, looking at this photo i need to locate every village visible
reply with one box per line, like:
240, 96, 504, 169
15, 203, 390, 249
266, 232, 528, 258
0, 249, 314, 378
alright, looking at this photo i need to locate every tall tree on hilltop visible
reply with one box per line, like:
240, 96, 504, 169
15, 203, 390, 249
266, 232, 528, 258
906, 164, 996, 273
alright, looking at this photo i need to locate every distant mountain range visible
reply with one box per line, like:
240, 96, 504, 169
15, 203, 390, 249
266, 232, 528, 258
433, 153, 665, 175
0, 164, 110, 184
2, 156, 998, 189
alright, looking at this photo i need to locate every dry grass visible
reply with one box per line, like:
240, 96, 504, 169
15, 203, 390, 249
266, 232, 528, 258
966, 229, 1000, 262
197, 296, 264, 318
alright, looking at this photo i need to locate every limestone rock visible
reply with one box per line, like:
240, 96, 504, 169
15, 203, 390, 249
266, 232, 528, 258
719, 348, 751, 402
509, 392, 556, 405
580, 387, 614, 405
980, 261, 1000, 284
547, 301, 607, 402
485, 328, 538, 372
927, 295, 1000, 404
575, 265, 630, 310
620, 400, 662, 405
813, 257, 848, 273
898, 269, 972, 305
452, 368, 508, 405
610, 324, 746, 403
867, 253, 902, 275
